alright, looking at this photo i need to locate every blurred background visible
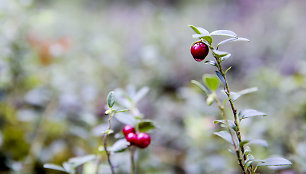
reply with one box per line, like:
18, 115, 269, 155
0, 0, 306, 173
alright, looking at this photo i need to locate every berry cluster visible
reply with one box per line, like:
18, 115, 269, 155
122, 125, 151, 148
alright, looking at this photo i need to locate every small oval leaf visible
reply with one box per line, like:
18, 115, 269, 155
109, 139, 130, 152
214, 131, 235, 145
189, 25, 210, 36
203, 75, 219, 91
212, 50, 229, 58
210, 30, 237, 38
191, 80, 209, 95
189, 25, 201, 34
217, 38, 237, 47
231, 87, 258, 101
204, 60, 217, 67
248, 139, 268, 147
239, 109, 267, 120
69, 155, 96, 167
202, 36, 213, 45
217, 37, 250, 48
215, 71, 226, 86
257, 157, 292, 166
133, 87, 149, 104
107, 91, 115, 108
138, 120, 156, 132
44, 164, 67, 173
220, 54, 231, 62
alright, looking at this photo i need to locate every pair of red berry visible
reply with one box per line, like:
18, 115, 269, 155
122, 125, 151, 148
190, 41, 209, 62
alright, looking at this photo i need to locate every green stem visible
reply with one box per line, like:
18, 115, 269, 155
214, 93, 246, 174
213, 55, 248, 174
103, 113, 116, 174
130, 146, 135, 174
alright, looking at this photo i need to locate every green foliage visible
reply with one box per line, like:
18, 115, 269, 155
138, 120, 156, 133
257, 157, 292, 166
191, 80, 209, 95
203, 75, 219, 91
109, 139, 130, 153
210, 30, 238, 38
44, 155, 96, 173
107, 91, 116, 108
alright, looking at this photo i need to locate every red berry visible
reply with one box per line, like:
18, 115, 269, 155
135, 132, 151, 148
126, 132, 137, 145
122, 125, 135, 136
190, 41, 209, 62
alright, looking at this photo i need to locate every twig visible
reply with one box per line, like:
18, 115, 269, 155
214, 55, 248, 174
103, 113, 116, 174
130, 146, 135, 174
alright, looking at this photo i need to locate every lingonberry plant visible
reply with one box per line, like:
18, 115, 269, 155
189, 25, 292, 174
44, 87, 155, 174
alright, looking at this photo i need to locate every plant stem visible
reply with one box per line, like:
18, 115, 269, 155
103, 113, 116, 174
214, 94, 246, 174
130, 146, 135, 174
214, 55, 248, 174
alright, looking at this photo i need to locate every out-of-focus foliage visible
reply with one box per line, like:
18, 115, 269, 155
0, 0, 305, 173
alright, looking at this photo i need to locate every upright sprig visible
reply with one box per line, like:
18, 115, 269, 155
189, 25, 292, 174
103, 91, 118, 174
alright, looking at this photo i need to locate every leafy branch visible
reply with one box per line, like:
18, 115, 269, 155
189, 25, 292, 174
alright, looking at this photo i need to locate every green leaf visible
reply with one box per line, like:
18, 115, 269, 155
220, 53, 231, 62
231, 87, 258, 101
69, 155, 96, 167
203, 75, 219, 91
204, 60, 217, 67
244, 149, 251, 156
191, 27, 213, 45
107, 91, 115, 108
217, 37, 250, 48
138, 120, 156, 132
44, 164, 68, 173
248, 139, 268, 147
103, 129, 114, 135
217, 38, 236, 47
239, 109, 267, 120
244, 160, 253, 169
212, 50, 230, 58
62, 162, 71, 173
257, 157, 292, 166
115, 112, 137, 125
189, 25, 201, 34
239, 140, 249, 148
191, 80, 209, 95
213, 120, 236, 130
202, 36, 213, 45
214, 131, 235, 144
188, 25, 209, 36
210, 30, 237, 38
109, 139, 130, 152
215, 71, 226, 86
133, 87, 149, 104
